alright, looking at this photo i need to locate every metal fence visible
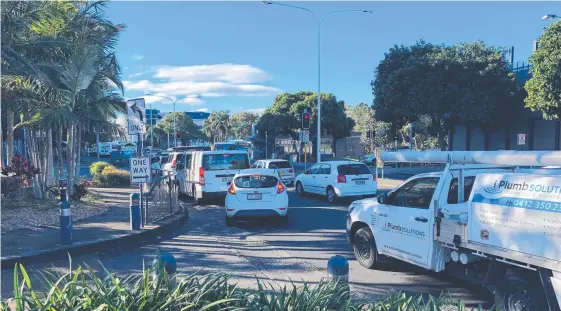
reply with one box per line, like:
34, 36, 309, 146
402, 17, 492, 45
142, 169, 182, 225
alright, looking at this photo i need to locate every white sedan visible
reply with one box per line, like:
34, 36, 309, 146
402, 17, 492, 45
225, 168, 289, 225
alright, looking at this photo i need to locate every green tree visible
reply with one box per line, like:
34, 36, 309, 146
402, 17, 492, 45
229, 112, 259, 139
346, 103, 391, 153
372, 40, 517, 150
256, 91, 354, 155
203, 110, 231, 143
155, 112, 203, 145
525, 20, 561, 119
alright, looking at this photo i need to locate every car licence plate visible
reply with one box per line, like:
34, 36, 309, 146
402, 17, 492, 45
355, 180, 365, 185
247, 193, 262, 200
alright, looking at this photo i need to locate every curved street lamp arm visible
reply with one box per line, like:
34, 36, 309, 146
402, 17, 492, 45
265, 1, 319, 22
319, 9, 372, 24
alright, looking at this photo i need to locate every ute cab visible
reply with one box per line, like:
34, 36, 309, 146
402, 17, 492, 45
225, 168, 288, 225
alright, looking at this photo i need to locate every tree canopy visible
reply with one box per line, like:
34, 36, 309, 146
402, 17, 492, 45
153, 112, 203, 145
372, 40, 518, 150
525, 20, 561, 119
229, 112, 259, 139
203, 110, 231, 143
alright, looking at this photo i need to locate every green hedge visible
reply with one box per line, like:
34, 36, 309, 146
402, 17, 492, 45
2, 262, 486, 311
97, 165, 130, 187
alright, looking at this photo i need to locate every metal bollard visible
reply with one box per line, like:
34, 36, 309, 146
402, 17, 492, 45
152, 251, 177, 287
130, 193, 142, 230
327, 255, 350, 293
59, 179, 73, 245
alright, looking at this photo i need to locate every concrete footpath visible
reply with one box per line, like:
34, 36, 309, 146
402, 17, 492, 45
1, 188, 189, 269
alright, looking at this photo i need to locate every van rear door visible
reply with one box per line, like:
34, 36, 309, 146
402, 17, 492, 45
201, 153, 249, 193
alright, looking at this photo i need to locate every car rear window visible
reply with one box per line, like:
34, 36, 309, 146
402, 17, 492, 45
268, 161, 292, 169
234, 175, 278, 188
337, 164, 371, 175
203, 153, 249, 171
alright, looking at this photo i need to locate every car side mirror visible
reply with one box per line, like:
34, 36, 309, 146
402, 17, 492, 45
377, 193, 388, 205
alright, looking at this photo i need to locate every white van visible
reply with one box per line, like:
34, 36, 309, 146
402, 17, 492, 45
182, 150, 250, 204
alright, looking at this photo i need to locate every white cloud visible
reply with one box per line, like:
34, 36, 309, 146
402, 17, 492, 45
123, 63, 281, 99
195, 108, 209, 112
128, 72, 146, 79
132, 54, 144, 61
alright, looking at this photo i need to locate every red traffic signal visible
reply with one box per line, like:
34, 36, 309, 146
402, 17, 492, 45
302, 112, 310, 129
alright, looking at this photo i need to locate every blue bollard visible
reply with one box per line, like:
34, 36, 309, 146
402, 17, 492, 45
59, 180, 73, 245
130, 193, 141, 230
327, 255, 349, 283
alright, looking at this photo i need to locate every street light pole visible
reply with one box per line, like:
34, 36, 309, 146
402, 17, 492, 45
144, 94, 201, 148
263, 1, 372, 163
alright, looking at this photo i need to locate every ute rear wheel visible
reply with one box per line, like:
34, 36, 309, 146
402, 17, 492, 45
353, 227, 379, 269
494, 276, 544, 311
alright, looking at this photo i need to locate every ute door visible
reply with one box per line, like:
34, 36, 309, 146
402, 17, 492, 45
375, 176, 440, 268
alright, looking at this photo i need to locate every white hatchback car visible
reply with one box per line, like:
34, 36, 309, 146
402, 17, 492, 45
295, 161, 377, 203
225, 168, 289, 225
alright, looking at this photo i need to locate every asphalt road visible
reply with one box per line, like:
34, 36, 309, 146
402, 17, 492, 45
1, 178, 492, 309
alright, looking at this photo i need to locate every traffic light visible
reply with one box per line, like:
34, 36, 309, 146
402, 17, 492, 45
176, 131, 181, 139
302, 112, 310, 129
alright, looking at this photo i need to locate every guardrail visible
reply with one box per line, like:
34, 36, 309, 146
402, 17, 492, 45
141, 169, 182, 225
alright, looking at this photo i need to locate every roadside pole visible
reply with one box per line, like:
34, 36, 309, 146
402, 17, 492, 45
130, 156, 151, 228
59, 179, 73, 245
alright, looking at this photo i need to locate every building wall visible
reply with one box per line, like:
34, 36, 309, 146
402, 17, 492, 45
335, 132, 364, 159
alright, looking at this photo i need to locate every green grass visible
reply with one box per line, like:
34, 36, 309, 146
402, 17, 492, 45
1, 258, 492, 311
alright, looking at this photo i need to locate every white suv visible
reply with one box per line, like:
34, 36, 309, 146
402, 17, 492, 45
295, 161, 377, 203
252, 159, 295, 186
225, 168, 288, 225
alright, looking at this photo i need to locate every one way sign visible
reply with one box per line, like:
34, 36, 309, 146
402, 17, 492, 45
130, 156, 151, 184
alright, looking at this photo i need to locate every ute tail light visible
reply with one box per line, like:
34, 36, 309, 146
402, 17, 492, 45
228, 183, 236, 194
277, 182, 285, 194
199, 167, 205, 186
337, 174, 347, 183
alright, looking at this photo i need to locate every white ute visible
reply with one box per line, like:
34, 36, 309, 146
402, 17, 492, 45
225, 168, 288, 225
347, 151, 561, 311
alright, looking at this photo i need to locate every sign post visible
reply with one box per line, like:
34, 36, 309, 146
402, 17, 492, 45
517, 133, 526, 151
130, 156, 151, 227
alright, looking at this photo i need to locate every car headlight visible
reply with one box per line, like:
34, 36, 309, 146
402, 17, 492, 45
348, 202, 359, 214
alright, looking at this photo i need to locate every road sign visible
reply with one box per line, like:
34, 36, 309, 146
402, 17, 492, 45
127, 98, 146, 135
517, 134, 526, 146
130, 156, 151, 184
302, 130, 310, 143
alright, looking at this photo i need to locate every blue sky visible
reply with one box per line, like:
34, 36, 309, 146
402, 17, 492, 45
106, 1, 558, 116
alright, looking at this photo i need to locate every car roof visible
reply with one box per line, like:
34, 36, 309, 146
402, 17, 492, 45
235, 168, 280, 176
260, 159, 290, 164
201, 150, 247, 155
318, 160, 365, 166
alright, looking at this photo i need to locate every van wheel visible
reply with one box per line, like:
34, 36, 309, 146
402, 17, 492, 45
296, 182, 305, 197
494, 276, 543, 311
353, 228, 379, 269
326, 187, 338, 204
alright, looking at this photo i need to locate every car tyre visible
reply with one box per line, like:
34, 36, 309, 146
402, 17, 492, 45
225, 216, 234, 227
353, 227, 379, 269
326, 186, 338, 204
494, 276, 544, 311
296, 182, 306, 197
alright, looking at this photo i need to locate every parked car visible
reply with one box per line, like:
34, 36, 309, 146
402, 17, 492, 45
294, 161, 377, 203
225, 168, 288, 226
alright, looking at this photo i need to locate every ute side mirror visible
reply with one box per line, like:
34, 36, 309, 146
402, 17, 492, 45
377, 192, 388, 205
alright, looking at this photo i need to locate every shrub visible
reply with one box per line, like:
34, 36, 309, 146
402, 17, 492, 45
2, 262, 485, 311
98, 166, 130, 187
89, 161, 111, 180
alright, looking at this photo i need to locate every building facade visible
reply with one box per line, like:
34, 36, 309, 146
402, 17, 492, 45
450, 53, 560, 152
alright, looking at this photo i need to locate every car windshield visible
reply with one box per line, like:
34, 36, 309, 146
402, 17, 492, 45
338, 164, 371, 175
203, 153, 248, 170
268, 161, 292, 169
234, 175, 278, 188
